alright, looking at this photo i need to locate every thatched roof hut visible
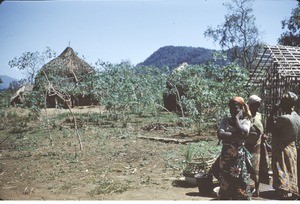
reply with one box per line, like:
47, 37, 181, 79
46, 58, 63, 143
34, 47, 96, 108
163, 62, 189, 114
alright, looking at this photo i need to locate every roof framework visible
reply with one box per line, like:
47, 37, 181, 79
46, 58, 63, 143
248, 45, 300, 123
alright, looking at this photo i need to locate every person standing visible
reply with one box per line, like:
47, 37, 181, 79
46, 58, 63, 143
217, 96, 252, 200
267, 92, 300, 198
245, 95, 270, 197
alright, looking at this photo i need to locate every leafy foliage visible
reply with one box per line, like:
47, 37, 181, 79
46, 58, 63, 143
8, 46, 251, 135
204, 0, 263, 70
166, 58, 249, 134
184, 141, 221, 162
278, 2, 300, 46
15, 51, 250, 134
91, 61, 168, 120
0, 90, 12, 108
8, 47, 56, 84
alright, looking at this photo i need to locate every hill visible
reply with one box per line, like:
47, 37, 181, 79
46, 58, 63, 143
137, 46, 224, 71
0, 75, 18, 90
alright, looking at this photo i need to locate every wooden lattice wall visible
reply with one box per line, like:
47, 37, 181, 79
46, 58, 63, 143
247, 45, 300, 127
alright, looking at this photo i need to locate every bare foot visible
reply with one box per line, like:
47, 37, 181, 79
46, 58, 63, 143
252, 188, 259, 197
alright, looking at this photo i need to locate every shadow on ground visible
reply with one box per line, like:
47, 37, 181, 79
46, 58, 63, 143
185, 182, 219, 200
260, 190, 299, 200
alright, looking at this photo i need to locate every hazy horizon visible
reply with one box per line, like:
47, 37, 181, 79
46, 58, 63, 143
0, 0, 298, 80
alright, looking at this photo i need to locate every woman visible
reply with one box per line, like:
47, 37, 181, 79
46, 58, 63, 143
217, 96, 252, 200
267, 92, 299, 198
245, 95, 270, 197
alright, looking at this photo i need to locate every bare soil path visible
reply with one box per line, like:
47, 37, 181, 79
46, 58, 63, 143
0, 107, 297, 201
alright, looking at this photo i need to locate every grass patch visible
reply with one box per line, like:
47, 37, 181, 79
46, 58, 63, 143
89, 178, 131, 196
0, 106, 221, 199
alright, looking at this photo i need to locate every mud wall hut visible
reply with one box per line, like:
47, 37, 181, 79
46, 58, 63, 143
34, 47, 96, 108
163, 62, 189, 113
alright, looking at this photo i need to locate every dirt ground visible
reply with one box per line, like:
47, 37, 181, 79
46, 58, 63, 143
0, 107, 292, 200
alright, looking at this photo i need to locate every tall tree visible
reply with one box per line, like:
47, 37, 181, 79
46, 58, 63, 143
204, 0, 262, 70
278, 1, 300, 46
8, 47, 56, 84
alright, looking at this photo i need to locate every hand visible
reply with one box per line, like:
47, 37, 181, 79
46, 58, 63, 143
235, 110, 243, 119
261, 134, 269, 141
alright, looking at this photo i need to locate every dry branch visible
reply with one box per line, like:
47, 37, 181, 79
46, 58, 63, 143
137, 136, 199, 144
40, 70, 53, 146
42, 70, 83, 150
168, 81, 185, 117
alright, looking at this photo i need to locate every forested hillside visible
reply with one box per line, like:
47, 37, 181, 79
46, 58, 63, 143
137, 46, 227, 71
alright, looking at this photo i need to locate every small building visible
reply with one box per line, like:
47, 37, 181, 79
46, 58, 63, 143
34, 47, 96, 108
247, 45, 300, 120
163, 62, 189, 114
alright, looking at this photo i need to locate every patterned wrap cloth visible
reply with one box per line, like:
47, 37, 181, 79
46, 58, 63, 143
272, 111, 300, 195
217, 116, 252, 199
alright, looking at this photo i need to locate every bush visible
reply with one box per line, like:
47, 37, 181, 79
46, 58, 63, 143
92, 62, 168, 120
167, 62, 250, 134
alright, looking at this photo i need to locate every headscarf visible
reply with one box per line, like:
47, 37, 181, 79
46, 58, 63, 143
248, 95, 262, 105
229, 96, 252, 119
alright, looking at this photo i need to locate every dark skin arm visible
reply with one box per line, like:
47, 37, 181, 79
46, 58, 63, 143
247, 126, 261, 148
218, 110, 249, 142
249, 126, 258, 137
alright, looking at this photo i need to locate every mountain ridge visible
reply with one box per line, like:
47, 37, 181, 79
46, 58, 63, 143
0, 75, 18, 90
137, 45, 224, 71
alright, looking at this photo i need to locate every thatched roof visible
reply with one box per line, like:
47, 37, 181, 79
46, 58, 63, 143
39, 47, 94, 81
33, 47, 97, 108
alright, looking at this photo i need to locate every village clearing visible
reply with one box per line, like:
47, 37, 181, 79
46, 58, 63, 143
0, 106, 277, 200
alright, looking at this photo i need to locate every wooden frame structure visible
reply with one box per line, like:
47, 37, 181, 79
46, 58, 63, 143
247, 45, 300, 123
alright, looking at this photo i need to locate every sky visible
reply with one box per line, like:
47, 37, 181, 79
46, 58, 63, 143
0, 0, 298, 80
